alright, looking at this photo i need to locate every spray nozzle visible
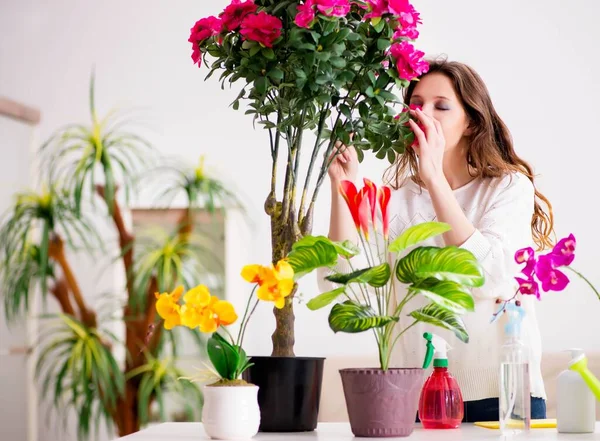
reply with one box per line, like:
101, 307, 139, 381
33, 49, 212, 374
504, 302, 526, 337
422, 332, 451, 369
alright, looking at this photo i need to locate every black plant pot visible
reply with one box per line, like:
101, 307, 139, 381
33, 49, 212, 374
241, 356, 325, 432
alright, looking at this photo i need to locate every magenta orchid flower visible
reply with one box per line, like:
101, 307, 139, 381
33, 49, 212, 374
514, 246, 536, 276
515, 276, 540, 300
535, 254, 570, 292
549, 233, 576, 267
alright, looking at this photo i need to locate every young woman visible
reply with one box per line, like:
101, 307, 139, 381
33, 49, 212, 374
320, 59, 554, 422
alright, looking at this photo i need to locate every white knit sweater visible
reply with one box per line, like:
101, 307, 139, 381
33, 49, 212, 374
317, 172, 546, 402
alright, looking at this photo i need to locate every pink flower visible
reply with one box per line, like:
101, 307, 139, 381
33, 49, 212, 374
550, 234, 576, 267
220, 0, 258, 31
515, 247, 536, 276
387, 0, 411, 15
188, 16, 223, 66
535, 254, 570, 292
317, 0, 351, 17
295, 0, 316, 28
393, 26, 419, 40
389, 40, 429, 81
364, 0, 389, 19
394, 104, 423, 147
240, 12, 283, 48
515, 276, 540, 300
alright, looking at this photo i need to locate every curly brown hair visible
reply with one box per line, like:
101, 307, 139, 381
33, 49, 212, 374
384, 58, 555, 250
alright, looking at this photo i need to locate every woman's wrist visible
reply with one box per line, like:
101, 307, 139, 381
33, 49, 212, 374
423, 172, 450, 193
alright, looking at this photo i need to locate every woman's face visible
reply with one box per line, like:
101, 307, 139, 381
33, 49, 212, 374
408, 72, 471, 151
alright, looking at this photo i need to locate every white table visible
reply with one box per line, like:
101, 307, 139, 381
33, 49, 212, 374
116, 422, 600, 440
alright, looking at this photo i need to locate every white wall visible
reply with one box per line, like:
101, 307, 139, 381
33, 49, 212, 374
1, 0, 600, 439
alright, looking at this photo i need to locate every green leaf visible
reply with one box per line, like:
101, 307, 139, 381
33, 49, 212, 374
377, 90, 399, 102
291, 235, 359, 259
329, 300, 398, 333
388, 222, 452, 253
373, 18, 386, 33
330, 57, 347, 68
262, 47, 275, 60
207, 333, 239, 380
287, 238, 339, 279
306, 287, 346, 311
377, 38, 392, 51
315, 51, 331, 62
255, 76, 267, 95
339, 104, 352, 119
396, 246, 485, 287
326, 263, 391, 288
409, 304, 469, 343
410, 279, 475, 314
268, 68, 284, 81
249, 44, 261, 57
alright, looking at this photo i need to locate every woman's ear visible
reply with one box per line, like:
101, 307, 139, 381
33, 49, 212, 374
464, 120, 473, 136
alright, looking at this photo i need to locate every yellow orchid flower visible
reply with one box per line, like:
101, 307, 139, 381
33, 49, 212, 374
183, 284, 212, 308
241, 264, 265, 284
212, 299, 238, 326
155, 286, 184, 330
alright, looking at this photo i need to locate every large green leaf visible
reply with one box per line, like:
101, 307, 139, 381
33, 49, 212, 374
306, 287, 346, 311
388, 222, 451, 254
396, 246, 484, 287
409, 304, 469, 343
325, 263, 391, 287
328, 300, 398, 333
291, 235, 359, 258
410, 279, 475, 314
287, 238, 339, 279
207, 332, 239, 380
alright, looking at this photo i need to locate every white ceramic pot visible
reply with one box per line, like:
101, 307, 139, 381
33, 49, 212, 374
202, 384, 260, 440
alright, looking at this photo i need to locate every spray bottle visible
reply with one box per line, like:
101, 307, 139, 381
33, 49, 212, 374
499, 302, 530, 435
557, 349, 599, 433
418, 332, 464, 429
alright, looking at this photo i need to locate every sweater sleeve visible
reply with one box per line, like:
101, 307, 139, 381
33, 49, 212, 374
459, 173, 536, 300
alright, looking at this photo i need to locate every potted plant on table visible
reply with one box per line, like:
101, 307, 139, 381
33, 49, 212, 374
187, 0, 429, 430
154, 259, 296, 440
286, 179, 485, 437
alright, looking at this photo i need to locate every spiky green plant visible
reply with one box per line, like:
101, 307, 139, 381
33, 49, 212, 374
0, 75, 240, 439
125, 354, 203, 426
41, 72, 152, 216
0, 184, 101, 303
36, 314, 124, 441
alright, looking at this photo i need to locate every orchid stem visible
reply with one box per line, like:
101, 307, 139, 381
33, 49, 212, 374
565, 266, 600, 301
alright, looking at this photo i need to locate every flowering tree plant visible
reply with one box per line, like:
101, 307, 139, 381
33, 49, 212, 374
155, 260, 295, 383
493, 234, 600, 320
188, 0, 429, 356
286, 178, 485, 369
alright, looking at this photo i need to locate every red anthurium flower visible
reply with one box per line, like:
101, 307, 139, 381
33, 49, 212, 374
377, 186, 391, 240
357, 188, 370, 240
514, 246, 536, 276
535, 254, 570, 292
515, 276, 540, 300
339, 180, 361, 230
550, 233, 576, 267
363, 178, 378, 228
340, 180, 370, 239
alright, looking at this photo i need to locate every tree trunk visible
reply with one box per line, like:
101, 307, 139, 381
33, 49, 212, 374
269, 205, 299, 357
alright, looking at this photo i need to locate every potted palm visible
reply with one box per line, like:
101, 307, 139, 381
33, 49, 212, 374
154, 258, 296, 439
287, 179, 485, 437
187, 0, 429, 430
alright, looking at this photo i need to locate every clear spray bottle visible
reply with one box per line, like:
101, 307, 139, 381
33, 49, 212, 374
499, 302, 531, 435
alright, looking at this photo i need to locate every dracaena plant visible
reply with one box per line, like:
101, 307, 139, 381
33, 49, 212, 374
492, 234, 600, 321
188, 0, 429, 357
155, 259, 295, 383
287, 178, 485, 370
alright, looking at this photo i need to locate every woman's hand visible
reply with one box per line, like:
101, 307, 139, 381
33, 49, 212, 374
327, 140, 358, 184
408, 108, 446, 186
